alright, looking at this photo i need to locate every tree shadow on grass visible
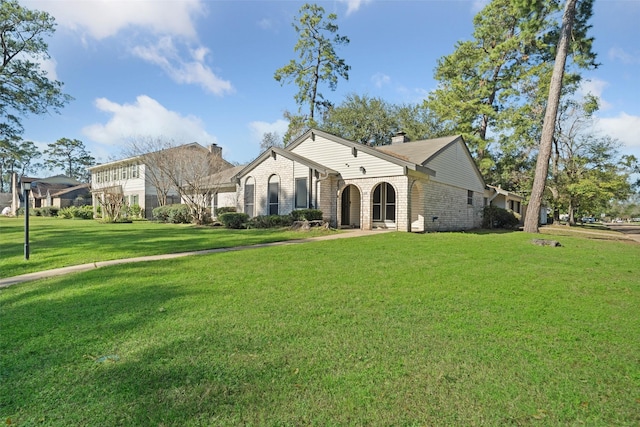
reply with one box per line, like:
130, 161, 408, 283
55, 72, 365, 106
0, 263, 194, 423
0, 261, 302, 425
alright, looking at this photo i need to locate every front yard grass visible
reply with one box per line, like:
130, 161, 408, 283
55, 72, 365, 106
0, 216, 336, 278
1, 230, 638, 425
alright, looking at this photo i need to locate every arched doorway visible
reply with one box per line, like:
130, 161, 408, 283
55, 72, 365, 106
340, 184, 361, 228
372, 182, 396, 228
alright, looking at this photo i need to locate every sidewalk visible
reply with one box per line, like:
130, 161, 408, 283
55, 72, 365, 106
0, 229, 389, 289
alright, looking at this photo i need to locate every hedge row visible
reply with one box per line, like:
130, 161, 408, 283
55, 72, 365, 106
152, 204, 193, 224
58, 205, 94, 220
16, 206, 61, 217
218, 209, 324, 229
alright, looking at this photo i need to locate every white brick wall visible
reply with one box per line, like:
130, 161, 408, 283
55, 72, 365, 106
422, 180, 483, 231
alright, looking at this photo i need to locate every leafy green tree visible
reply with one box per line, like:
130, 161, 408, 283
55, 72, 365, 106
554, 133, 631, 224
321, 94, 449, 145
322, 94, 395, 145
0, 138, 41, 191
44, 138, 95, 182
425, 0, 596, 182
275, 3, 349, 140
0, 0, 72, 142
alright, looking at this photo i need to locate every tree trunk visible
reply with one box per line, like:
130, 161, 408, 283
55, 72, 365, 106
524, 0, 578, 233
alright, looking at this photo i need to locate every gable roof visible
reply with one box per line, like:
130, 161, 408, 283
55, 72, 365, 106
486, 184, 524, 201
375, 135, 463, 166
237, 146, 338, 179
200, 164, 246, 190
287, 129, 436, 176
50, 183, 91, 198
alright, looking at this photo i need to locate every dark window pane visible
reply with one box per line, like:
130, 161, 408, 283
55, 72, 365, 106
386, 184, 395, 203
386, 205, 396, 221
295, 178, 307, 209
373, 205, 381, 221
373, 185, 381, 203
269, 182, 278, 203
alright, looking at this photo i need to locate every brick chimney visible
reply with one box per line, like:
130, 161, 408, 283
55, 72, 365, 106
391, 131, 409, 144
209, 143, 222, 157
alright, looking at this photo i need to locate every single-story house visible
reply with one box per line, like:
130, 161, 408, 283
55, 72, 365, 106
24, 175, 91, 209
212, 129, 487, 232
485, 184, 524, 220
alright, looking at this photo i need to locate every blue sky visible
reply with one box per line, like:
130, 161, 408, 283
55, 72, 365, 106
20, 0, 640, 168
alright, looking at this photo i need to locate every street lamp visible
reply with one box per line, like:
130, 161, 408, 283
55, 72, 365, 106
21, 179, 31, 260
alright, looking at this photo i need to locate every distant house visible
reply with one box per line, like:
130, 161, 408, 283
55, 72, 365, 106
198, 164, 245, 218
209, 129, 486, 232
485, 184, 524, 220
25, 175, 91, 209
88, 143, 233, 219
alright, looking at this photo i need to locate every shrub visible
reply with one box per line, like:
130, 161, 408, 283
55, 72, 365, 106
167, 204, 191, 224
75, 205, 94, 220
482, 206, 520, 229
130, 204, 142, 218
58, 207, 72, 219
249, 214, 293, 229
219, 212, 249, 229
152, 204, 192, 224
152, 205, 171, 222
40, 206, 60, 217
58, 206, 93, 220
215, 206, 237, 215
291, 209, 323, 221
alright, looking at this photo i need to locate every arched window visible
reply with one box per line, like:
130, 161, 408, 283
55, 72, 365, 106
268, 175, 279, 215
372, 182, 396, 222
244, 177, 255, 217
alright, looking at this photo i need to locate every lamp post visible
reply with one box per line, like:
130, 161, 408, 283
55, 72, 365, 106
21, 179, 31, 260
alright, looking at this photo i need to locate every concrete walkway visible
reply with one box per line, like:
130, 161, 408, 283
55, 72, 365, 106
0, 229, 389, 289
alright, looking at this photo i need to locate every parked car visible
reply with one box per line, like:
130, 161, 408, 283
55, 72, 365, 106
581, 217, 596, 223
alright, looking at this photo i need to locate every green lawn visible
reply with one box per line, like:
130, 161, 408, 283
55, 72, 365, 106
1, 227, 639, 425
0, 216, 336, 278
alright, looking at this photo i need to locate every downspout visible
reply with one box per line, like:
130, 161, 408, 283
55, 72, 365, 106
308, 168, 313, 208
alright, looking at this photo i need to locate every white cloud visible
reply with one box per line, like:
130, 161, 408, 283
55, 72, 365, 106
608, 47, 640, 64
83, 95, 218, 147
371, 72, 391, 88
248, 119, 289, 146
579, 78, 612, 110
396, 85, 430, 103
27, 0, 205, 40
258, 18, 275, 31
471, 0, 490, 13
27, 1, 232, 95
595, 112, 640, 148
131, 37, 233, 96
338, 0, 372, 15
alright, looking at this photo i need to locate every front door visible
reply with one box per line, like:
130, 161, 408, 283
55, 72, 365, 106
341, 185, 350, 226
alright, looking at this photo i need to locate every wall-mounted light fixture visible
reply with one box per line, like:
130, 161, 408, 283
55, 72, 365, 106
359, 166, 366, 174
